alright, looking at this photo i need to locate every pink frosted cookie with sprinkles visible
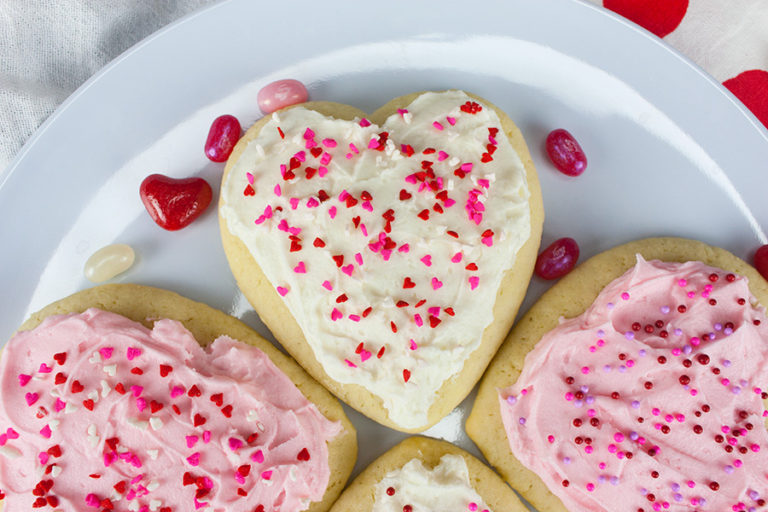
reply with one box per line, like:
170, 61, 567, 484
467, 237, 768, 512
328, 436, 527, 512
0, 284, 356, 512
218, 90, 544, 432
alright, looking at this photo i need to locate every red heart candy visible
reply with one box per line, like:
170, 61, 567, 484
139, 174, 213, 231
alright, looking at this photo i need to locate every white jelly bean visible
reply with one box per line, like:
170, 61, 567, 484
84, 243, 135, 283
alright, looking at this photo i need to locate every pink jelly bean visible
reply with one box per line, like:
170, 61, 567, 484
257, 79, 308, 114
545, 128, 587, 176
535, 237, 580, 280
205, 114, 241, 162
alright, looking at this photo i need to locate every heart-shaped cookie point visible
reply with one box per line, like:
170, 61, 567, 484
140, 174, 212, 231
220, 90, 543, 431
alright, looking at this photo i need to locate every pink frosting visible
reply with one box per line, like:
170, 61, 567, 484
499, 257, 768, 512
0, 309, 340, 511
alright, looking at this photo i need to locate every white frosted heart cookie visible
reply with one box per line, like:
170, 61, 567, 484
219, 90, 544, 431
0, 284, 356, 512
467, 237, 768, 512
328, 436, 526, 512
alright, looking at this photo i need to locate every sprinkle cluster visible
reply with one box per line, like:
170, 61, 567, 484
0, 312, 335, 511
502, 261, 768, 512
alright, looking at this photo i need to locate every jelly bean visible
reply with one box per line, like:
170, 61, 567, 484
139, 174, 213, 231
545, 129, 587, 176
535, 237, 580, 280
754, 244, 768, 281
257, 79, 308, 114
84, 244, 135, 283
205, 115, 241, 162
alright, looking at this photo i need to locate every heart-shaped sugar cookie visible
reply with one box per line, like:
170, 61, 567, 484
219, 90, 543, 431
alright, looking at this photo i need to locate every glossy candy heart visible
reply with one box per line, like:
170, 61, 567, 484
139, 174, 212, 231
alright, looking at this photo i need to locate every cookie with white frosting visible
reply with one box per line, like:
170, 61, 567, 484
468, 237, 768, 512
0, 284, 356, 512
219, 90, 544, 432
329, 436, 526, 512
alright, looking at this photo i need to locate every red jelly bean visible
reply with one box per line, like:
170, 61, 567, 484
205, 115, 241, 162
754, 244, 768, 281
545, 129, 587, 176
257, 79, 308, 114
535, 237, 580, 280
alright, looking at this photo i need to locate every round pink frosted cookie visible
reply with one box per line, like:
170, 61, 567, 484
0, 284, 357, 512
219, 90, 544, 432
468, 237, 768, 512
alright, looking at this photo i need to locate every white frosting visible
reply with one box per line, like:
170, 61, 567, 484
372, 454, 492, 512
221, 90, 530, 428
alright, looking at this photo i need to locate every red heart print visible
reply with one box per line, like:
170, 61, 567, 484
603, 0, 688, 38
723, 69, 768, 131
139, 174, 213, 231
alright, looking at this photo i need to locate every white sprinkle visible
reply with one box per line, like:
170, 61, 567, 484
50, 464, 62, 478
448, 156, 460, 166
149, 499, 162, 511
48, 419, 60, 431
127, 418, 149, 430
89, 352, 102, 364
49, 387, 62, 398
101, 380, 111, 398
271, 112, 281, 123
128, 500, 140, 511
149, 417, 163, 431
257, 421, 265, 432
103, 364, 117, 377
147, 481, 160, 492
289, 466, 298, 481
147, 449, 159, 460
246, 410, 259, 422
255, 144, 265, 159
403, 112, 413, 124
110, 491, 122, 503
87, 424, 98, 436
65, 402, 78, 414
88, 390, 99, 402
0, 445, 22, 458
88, 435, 99, 448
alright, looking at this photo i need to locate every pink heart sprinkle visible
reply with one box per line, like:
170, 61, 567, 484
322, 138, 336, 148
38, 451, 49, 464
40, 425, 52, 439
228, 438, 243, 452
136, 398, 147, 412
276, 286, 289, 297
293, 262, 306, 274
322, 280, 333, 291
235, 473, 245, 485
428, 307, 441, 316
360, 350, 371, 362
130, 474, 144, 485
431, 277, 443, 290
251, 450, 264, 463
451, 252, 463, 263
104, 452, 118, 467
85, 493, 100, 507
187, 452, 200, 466
331, 308, 342, 321
398, 244, 410, 253
261, 470, 273, 480
318, 165, 329, 177
341, 265, 354, 276
54, 398, 66, 412
186, 436, 198, 448
438, 151, 449, 161
306, 198, 319, 208
469, 276, 480, 290
202, 431, 211, 443
359, 118, 371, 127
414, 314, 423, 327
344, 359, 357, 368
126, 347, 141, 361
170, 386, 185, 398
25, 392, 39, 406
482, 236, 493, 247
320, 152, 332, 165
294, 150, 306, 162
461, 162, 473, 172
246, 172, 255, 185
273, 184, 281, 196
39, 363, 52, 373
478, 178, 490, 189
409, 339, 418, 350
355, 253, 364, 266
0, 434, 6, 446
444, 198, 456, 207
303, 128, 315, 140
446, 116, 456, 126
6, 428, 18, 439
349, 315, 361, 322
362, 201, 373, 212
420, 255, 432, 267
131, 385, 144, 397
289, 197, 300, 210
18, 374, 31, 387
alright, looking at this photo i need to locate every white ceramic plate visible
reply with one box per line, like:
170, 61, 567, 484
2, 0, 767, 508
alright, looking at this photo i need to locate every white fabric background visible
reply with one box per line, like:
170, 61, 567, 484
0, 0, 218, 173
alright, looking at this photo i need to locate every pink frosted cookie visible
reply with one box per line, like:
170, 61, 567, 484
219, 90, 544, 432
0, 284, 356, 512
468, 237, 768, 512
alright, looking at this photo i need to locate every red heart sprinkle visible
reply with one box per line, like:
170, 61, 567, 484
53, 352, 67, 365
297, 448, 310, 461
221, 405, 233, 418
47, 445, 62, 457
403, 277, 416, 289
237, 488, 248, 496
193, 414, 206, 427
313, 237, 325, 248
105, 437, 119, 451
139, 174, 213, 231
310, 147, 323, 158
54, 372, 67, 385
403, 369, 411, 382
187, 385, 202, 398
149, 400, 163, 413
183, 472, 195, 486
114, 481, 127, 494
82, 399, 95, 411
237, 464, 251, 476
210, 393, 223, 406
100, 498, 114, 509
159, 364, 173, 377
243, 184, 255, 196
130, 367, 143, 375
70, 380, 84, 393
114, 383, 126, 394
